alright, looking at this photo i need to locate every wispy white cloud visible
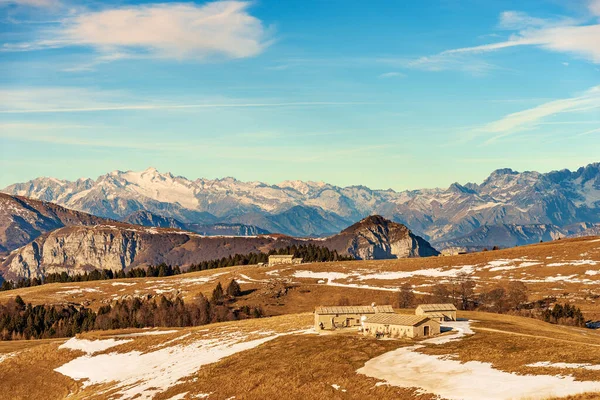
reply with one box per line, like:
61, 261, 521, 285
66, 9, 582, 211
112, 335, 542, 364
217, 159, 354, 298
439, 4, 600, 64
378, 71, 405, 79
577, 127, 600, 136
0, 87, 370, 114
410, 2, 600, 73
2, 1, 271, 62
0, 0, 60, 8
404, 54, 498, 75
475, 85, 600, 142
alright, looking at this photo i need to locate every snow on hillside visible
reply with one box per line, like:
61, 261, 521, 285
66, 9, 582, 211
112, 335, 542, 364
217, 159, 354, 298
358, 320, 600, 400
54, 324, 310, 400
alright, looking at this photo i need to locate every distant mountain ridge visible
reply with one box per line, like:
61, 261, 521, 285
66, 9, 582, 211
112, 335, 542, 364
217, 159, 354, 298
432, 224, 567, 252
123, 210, 269, 236
3, 162, 600, 246
1, 215, 437, 281
0, 193, 110, 253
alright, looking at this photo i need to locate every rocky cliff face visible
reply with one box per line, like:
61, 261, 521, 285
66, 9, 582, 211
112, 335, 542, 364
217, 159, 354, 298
1, 224, 291, 281
323, 215, 439, 259
1, 215, 439, 281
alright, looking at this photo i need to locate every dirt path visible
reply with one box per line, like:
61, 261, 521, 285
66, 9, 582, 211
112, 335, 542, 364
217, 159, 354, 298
474, 327, 600, 347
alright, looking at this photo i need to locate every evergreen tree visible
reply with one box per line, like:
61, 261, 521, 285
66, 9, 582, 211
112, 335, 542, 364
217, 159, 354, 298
211, 282, 225, 304
226, 279, 242, 297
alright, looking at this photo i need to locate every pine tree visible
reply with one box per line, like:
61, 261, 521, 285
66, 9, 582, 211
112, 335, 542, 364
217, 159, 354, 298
226, 279, 242, 297
211, 282, 225, 304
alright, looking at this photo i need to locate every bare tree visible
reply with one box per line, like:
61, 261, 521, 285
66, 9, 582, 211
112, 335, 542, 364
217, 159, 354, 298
480, 286, 507, 313
507, 281, 528, 310
455, 272, 476, 310
432, 284, 451, 304
398, 283, 415, 308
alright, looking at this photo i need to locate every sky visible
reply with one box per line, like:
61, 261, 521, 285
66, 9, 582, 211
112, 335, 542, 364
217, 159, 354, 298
0, 0, 599, 190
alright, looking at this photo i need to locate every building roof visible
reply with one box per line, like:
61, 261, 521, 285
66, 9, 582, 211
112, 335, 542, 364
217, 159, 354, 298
424, 312, 446, 319
269, 255, 294, 259
315, 305, 394, 315
365, 313, 432, 327
416, 303, 457, 312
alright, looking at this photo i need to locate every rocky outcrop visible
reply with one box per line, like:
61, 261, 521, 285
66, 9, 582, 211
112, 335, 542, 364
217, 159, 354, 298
1, 215, 439, 281
323, 215, 439, 259
0, 224, 296, 281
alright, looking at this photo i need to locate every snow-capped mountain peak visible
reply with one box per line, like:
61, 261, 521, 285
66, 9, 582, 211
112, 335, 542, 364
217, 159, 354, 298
3, 162, 599, 242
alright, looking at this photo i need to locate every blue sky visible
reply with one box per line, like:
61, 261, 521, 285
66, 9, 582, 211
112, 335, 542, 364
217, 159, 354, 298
0, 0, 599, 190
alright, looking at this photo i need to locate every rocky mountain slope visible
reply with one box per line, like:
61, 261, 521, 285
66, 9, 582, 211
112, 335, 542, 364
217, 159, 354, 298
123, 210, 268, 236
432, 224, 566, 252
0, 193, 109, 253
325, 215, 439, 259
123, 210, 187, 230
4, 162, 599, 243
0, 216, 436, 281
570, 224, 600, 238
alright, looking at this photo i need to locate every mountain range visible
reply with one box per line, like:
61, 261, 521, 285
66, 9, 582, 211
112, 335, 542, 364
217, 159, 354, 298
3, 162, 600, 249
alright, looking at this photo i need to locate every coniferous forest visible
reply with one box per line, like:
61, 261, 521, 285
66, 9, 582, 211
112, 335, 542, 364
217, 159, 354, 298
0, 280, 262, 340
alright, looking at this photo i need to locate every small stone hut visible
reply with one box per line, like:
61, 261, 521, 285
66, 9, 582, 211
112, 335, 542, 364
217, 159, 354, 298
415, 303, 457, 322
268, 255, 303, 267
362, 314, 440, 338
314, 305, 394, 331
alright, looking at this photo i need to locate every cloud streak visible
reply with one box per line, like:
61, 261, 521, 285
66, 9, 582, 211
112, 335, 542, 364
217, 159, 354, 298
439, 4, 600, 64
1, 1, 271, 62
0, 87, 371, 114
476, 85, 600, 143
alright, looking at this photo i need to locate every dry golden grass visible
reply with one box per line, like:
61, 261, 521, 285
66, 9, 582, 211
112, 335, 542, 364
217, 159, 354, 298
1, 311, 600, 399
0, 237, 599, 399
156, 332, 435, 400
0, 340, 79, 400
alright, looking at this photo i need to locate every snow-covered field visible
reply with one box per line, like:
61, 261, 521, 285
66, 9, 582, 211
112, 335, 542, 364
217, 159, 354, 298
54, 326, 309, 400
357, 320, 600, 400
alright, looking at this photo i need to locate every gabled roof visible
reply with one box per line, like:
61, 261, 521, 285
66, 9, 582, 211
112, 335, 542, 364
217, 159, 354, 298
315, 305, 394, 315
365, 313, 432, 327
416, 303, 457, 312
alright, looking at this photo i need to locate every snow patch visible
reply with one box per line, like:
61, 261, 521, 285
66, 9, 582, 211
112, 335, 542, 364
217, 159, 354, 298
59, 338, 132, 354
55, 331, 297, 400
358, 319, 600, 400
527, 361, 600, 371
58, 288, 102, 295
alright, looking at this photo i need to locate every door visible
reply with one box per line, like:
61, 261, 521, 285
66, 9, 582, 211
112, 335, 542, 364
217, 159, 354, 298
424, 325, 430, 336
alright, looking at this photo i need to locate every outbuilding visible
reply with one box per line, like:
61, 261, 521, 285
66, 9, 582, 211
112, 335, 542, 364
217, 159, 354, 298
268, 255, 303, 266
415, 303, 457, 322
362, 314, 440, 338
314, 305, 394, 331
